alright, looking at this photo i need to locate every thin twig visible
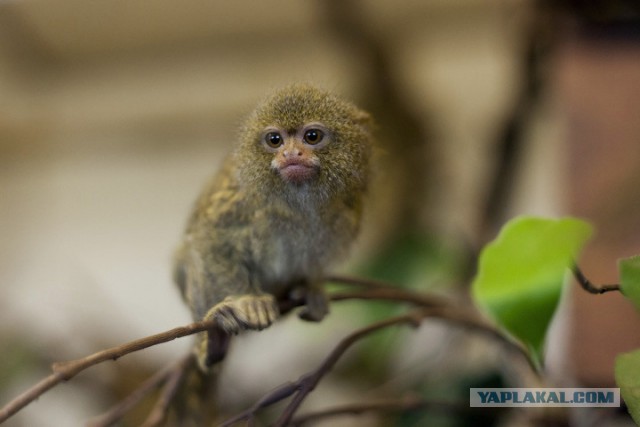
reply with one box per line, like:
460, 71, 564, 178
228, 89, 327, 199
0, 294, 304, 422
51, 321, 214, 380
572, 265, 621, 294
229, 380, 301, 426
141, 354, 193, 427
222, 287, 536, 427
221, 300, 531, 427
325, 274, 403, 289
289, 395, 472, 426
220, 311, 428, 427
330, 287, 448, 307
0, 320, 215, 423
0, 275, 527, 425
328, 288, 533, 371
0, 373, 64, 422
274, 311, 429, 427
87, 353, 193, 427
330, 276, 532, 369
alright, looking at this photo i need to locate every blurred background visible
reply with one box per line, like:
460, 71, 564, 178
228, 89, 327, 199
1, 0, 640, 425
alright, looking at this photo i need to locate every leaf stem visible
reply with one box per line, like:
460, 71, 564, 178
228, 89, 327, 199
572, 265, 621, 294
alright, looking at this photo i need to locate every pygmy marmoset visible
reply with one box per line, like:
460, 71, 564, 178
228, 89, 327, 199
173, 84, 372, 370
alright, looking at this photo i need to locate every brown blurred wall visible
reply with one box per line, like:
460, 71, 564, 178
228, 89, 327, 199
558, 33, 640, 385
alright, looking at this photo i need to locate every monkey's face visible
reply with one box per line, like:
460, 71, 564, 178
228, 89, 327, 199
236, 85, 372, 201
260, 123, 329, 184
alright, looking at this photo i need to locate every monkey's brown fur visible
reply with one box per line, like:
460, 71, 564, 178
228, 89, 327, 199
173, 85, 372, 370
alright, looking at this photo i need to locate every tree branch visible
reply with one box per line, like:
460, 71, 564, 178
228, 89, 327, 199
0, 275, 529, 424
327, 287, 532, 370
220, 311, 428, 427
0, 321, 214, 423
331, 287, 448, 307
220, 299, 532, 427
140, 354, 192, 427
572, 265, 621, 294
325, 274, 408, 289
87, 353, 193, 427
289, 395, 472, 426
0, 374, 63, 423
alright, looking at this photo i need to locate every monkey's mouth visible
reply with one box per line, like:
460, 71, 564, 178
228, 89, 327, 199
278, 160, 318, 183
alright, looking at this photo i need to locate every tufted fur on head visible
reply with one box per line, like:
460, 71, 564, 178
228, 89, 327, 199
235, 84, 373, 209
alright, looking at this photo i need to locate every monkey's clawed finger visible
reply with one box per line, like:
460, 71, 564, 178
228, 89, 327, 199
207, 294, 279, 334
247, 295, 279, 330
253, 299, 268, 329
216, 305, 242, 334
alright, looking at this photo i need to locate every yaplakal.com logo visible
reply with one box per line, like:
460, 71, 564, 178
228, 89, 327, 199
470, 388, 620, 407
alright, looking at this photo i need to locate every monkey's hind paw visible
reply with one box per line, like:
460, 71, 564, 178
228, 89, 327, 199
206, 294, 279, 335
297, 286, 329, 322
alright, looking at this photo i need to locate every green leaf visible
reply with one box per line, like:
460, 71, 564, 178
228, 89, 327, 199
620, 256, 640, 312
472, 216, 593, 367
616, 349, 640, 425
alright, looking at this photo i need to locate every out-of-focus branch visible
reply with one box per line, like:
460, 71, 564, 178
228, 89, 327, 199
328, 276, 532, 369
0, 321, 214, 423
220, 311, 430, 427
221, 291, 533, 426
322, 0, 433, 236
481, 1, 558, 238
0, 275, 529, 424
140, 354, 192, 427
289, 395, 473, 426
87, 353, 193, 427
328, 274, 449, 307
0, 374, 62, 424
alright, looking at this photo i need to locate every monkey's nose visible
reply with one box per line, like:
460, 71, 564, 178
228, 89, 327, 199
283, 149, 303, 158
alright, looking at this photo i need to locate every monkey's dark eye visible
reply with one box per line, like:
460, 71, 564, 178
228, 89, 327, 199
303, 129, 324, 145
264, 132, 283, 148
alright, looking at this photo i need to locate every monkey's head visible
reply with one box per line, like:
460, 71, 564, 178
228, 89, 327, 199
236, 84, 372, 204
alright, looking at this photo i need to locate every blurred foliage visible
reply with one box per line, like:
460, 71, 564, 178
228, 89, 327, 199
472, 216, 592, 368
620, 255, 640, 313
360, 233, 464, 291
333, 232, 467, 383
617, 258, 640, 426
616, 348, 640, 426
0, 333, 45, 393
395, 372, 506, 427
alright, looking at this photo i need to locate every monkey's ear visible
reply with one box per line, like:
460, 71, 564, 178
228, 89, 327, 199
353, 109, 375, 133
353, 109, 373, 126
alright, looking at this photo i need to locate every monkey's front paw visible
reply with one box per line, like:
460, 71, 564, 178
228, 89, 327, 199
297, 286, 329, 322
205, 294, 279, 335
